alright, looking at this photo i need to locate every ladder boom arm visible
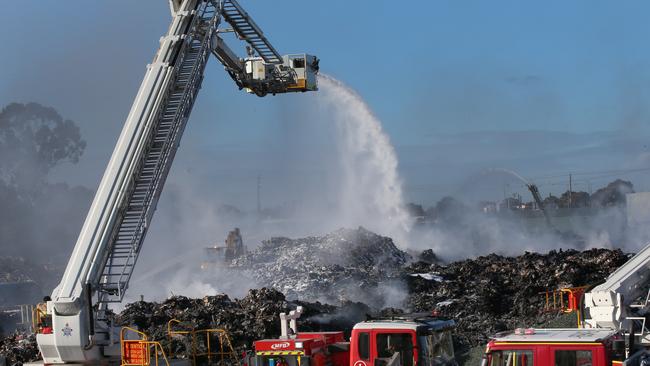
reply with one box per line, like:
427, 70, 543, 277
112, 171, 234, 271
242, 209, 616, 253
38, 1, 218, 362
37, 0, 318, 363
585, 242, 650, 330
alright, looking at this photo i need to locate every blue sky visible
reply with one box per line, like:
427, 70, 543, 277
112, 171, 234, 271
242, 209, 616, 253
2, 1, 650, 206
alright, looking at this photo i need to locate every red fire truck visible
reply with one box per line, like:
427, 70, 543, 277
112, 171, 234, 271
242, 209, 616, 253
483, 328, 626, 366
481, 241, 650, 366
249, 307, 457, 366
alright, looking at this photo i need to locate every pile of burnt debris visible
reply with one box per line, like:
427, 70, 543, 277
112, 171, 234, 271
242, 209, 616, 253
121, 247, 626, 357
117, 288, 371, 357
404, 248, 629, 350
232, 227, 409, 305
0, 332, 38, 365
0, 257, 55, 285
0, 236, 630, 365
0, 256, 61, 308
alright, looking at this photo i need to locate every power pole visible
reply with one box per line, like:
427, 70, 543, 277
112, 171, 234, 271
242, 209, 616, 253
256, 175, 262, 214
568, 173, 573, 208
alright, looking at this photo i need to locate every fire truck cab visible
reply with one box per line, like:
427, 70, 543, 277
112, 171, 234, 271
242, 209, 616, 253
483, 329, 626, 366
250, 309, 457, 366
350, 318, 456, 366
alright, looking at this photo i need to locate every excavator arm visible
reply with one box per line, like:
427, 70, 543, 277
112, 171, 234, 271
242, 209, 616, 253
36, 0, 318, 363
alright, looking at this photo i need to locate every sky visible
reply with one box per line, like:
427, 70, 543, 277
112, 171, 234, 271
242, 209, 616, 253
5, 1, 650, 301
2, 0, 650, 208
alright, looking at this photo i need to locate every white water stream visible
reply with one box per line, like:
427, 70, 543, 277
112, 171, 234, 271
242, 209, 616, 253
317, 74, 411, 244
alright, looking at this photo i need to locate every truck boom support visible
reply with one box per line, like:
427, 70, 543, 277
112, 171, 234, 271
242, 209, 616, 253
35, 0, 318, 363
585, 242, 650, 331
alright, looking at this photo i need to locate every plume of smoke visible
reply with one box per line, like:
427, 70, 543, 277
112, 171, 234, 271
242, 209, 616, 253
407, 176, 650, 261
0, 102, 90, 265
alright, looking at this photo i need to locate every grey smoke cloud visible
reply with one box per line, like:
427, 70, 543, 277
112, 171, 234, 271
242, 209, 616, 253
0, 103, 90, 265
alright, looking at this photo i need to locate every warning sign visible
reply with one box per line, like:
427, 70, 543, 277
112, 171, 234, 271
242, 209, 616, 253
122, 341, 149, 365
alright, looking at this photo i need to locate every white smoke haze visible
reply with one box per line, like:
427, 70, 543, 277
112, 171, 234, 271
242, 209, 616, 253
125, 74, 414, 302
405, 180, 650, 262
6, 89, 650, 307
126, 74, 650, 304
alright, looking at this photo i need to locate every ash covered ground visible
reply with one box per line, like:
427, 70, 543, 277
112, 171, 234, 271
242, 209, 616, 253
0, 228, 630, 365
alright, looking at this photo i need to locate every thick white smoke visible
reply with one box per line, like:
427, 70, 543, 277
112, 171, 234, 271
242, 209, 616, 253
126, 75, 414, 302
316, 74, 412, 244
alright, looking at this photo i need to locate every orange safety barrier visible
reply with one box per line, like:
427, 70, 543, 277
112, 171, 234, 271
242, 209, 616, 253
123, 341, 149, 365
121, 326, 170, 366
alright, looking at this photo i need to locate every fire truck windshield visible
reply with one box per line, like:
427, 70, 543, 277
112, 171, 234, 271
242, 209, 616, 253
417, 329, 455, 365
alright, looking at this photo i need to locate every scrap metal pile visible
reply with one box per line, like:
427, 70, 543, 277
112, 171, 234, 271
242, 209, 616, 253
116, 288, 371, 357
0, 257, 54, 285
0, 228, 630, 365
405, 248, 630, 349
231, 227, 409, 305
0, 333, 38, 365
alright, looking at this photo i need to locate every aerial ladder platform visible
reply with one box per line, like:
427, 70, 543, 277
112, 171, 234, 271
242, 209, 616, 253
584, 241, 650, 339
32, 0, 318, 364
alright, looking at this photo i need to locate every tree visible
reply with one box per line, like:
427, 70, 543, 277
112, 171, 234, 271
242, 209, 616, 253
558, 191, 590, 208
542, 195, 561, 209
404, 203, 425, 217
591, 179, 634, 208
433, 196, 468, 224
0, 102, 86, 191
0, 102, 90, 262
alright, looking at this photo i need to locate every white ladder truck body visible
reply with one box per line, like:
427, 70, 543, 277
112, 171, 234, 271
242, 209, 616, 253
34, 0, 318, 363
582, 242, 650, 351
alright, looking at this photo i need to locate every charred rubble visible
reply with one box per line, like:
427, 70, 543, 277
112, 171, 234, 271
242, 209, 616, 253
405, 248, 630, 350
0, 332, 38, 366
0, 229, 630, 365
232, 227, 410, 306
116, 288, 371, 357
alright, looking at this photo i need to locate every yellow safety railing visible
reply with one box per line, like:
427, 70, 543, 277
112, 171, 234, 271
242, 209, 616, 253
540, 286, 587, 313
33, 305, 43, 332
540, 286, 588, 329
121, 326, 170, 366
167, 319, 240, 366
167, 319, 193, 359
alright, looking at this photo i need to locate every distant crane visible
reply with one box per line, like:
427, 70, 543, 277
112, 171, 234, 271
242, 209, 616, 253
492, 168, 554, 230
526, 182, 553, 229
